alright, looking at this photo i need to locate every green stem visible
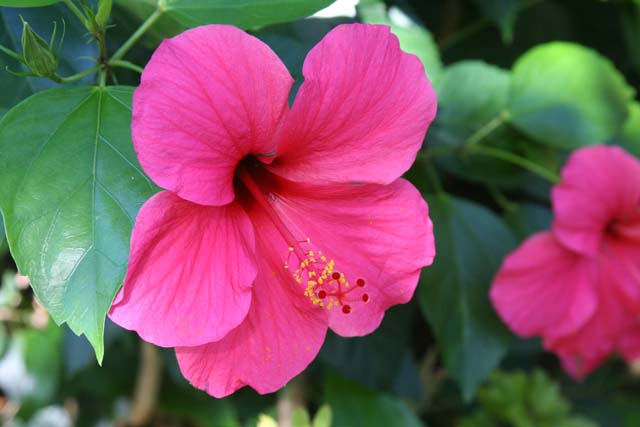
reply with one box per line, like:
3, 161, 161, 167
487, 184, 517, 212
62, 0, 88, 29
464, 110, 510, 147
469, 145, 560, 183
109, 59, 143, 73
56, 64, 101, 83
0, 44, 26, 64
98, 68, 107, 87
110, 7, 163, 62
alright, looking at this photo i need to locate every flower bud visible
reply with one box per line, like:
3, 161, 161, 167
21, 19, 58, 77
95, 0, 113, 28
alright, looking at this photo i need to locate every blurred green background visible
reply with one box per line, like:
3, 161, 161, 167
1, 0, 640, 426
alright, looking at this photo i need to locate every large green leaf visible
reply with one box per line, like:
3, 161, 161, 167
419, 194, 515, 401
508, 42, 634, 148
161, 0, 335, 28
504, 202, 552, 242
0, 86, 156, 361
0, 1, 59, 6
429, 61, 529, 187
117, 0, 335, 38
319, 304, 416, 394
324, 372, 424, 427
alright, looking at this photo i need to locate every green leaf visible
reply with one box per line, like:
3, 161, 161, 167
508, 42, 634, 148
0, 86, 157, 362
159, 379, 240, 427
435, 61, 510, 132
319, 304, 414, 392
0, 0, 59, 6
324, 372, 424, 427
419, 194, 514, 401
504, 202, 552, 242
358, 1, 442, 82
473, 370, 597, 427
160, 0, 334, 28
118, 0, 335, 38
0, 214, 5, 250
609, 102, 640, 158
428, 61, 533, 187
471, 0, 519, 42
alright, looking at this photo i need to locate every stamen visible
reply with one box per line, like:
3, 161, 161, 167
291, 238, 369, 315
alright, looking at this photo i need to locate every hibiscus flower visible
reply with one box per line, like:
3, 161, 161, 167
109, 23, 437, 397
490, 145, 640, 378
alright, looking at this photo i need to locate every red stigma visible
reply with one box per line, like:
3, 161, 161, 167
356, 278, 366, 287
332, 272, 341, 280
317, 290, 327, 299
362, 293, 369, 303
342, 305, 352, 314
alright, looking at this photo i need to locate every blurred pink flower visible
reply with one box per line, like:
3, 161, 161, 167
491, 145, 640, 378
109, 24, 437, 397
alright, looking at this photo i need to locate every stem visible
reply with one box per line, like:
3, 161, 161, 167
469, 145, 560, 183
98, 69, 107, 87
56, 64, 100, 83
487, 184, 517, 212
464, 110, 510, 147
62, 0, 88, 29
110, 7, 163, 62
0, 44, 26, 64
125, 342, 162, 427
109, 59, 144, 74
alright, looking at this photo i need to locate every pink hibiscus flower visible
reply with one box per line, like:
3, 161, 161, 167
109, 24, 437, 397
490, 145, 640, 378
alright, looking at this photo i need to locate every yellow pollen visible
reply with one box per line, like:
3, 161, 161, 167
287, 238, 367, 314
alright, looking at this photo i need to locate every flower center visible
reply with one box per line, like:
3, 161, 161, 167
236, 163, 369, 314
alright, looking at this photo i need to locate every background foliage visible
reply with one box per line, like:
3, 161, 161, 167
0, 0, 639, 426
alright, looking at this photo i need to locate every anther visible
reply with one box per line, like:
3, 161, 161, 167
342, 305, 352, 314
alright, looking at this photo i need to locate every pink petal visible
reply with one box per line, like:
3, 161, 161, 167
552, 145, 640, 256
269, 24, 437, 185
601, 238, 640, 314
109, 192, 256, 347
176, 207, 328, 397
132, 25, 293, 206
490, 232, 597, 341
268, 178, 434, 337
547, 244, 640, 378
618, 322, 640, 364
